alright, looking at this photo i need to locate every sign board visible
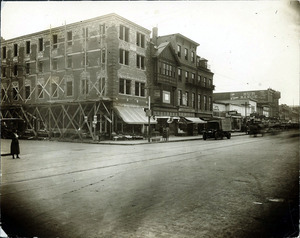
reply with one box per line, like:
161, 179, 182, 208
145, 109, 152, 117
163, 91, 171, 104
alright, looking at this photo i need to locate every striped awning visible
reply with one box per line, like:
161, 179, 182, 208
184, 117, 207, 124
114, 106, 157, 124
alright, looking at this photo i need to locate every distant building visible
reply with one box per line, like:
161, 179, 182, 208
213, 89, 280, 118
279, 105, 300, 123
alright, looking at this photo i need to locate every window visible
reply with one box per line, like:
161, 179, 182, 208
119, 49, 129, 65
184, 48, 188, 60
67, 56, 72, 68
204, 95, 207, 110
135, 82, 145, 97
14, 44, 18, 57
100, 24, 105, 34
178, 68, 182, 81
208, 79, 212, 87
13, 65, 18, 76
81, 79, 89, 95
26, 62, 30, 74
136, 32, 145, 48
191, 51, 195, 63
25, 81, 31, 100
186, 91, 189, 106
192, 93, 195, 108
67, 31, 72, 46
178, 89, 183, 106
185, 71, 189, 81
2, 46, 6, 59
177, 45, 181, 57
198, 75, 201, 83
38, 61, 43, 73
53, 34, 58, 49
191, 73, 195, 83
198, 94, 201, 110
119, 25, 129, 42
52, 59, 58, 70
209, 96, 212, 111
119, 78, 131, 95
39, 38, 43, 51
203, 77, 207, 87
136, 55, 145, 69
26, 41, 30, 54
12, 82, 19, 101
66, 81, 73, 97
161, 63, 173, 77
51, 83, 58, 98
101, 48, 106, 63
2, 67, 6, 77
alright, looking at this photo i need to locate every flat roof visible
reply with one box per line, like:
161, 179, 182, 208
2, 13, 151, 42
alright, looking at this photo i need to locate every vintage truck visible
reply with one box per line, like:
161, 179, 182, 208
203, 117, 232, 140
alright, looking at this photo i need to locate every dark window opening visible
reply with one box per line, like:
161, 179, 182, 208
14, 44, 18, 57
26, 41, 30, 54
39, 38, 43, 51
53, 35, 58, 49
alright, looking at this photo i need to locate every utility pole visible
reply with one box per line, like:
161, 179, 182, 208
148, 96, 151, 142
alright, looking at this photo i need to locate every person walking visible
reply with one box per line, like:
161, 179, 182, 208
11, 131, 20, 159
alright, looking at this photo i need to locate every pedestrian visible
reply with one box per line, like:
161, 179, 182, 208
11, 130, 20, 159
166, 127, 170, 141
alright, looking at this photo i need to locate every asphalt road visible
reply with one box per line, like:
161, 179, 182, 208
1, 130, 299, 238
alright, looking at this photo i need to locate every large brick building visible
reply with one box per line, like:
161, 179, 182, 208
1, 13, 214, 140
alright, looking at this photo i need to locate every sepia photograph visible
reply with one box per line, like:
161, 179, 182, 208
1, 1, 299, 237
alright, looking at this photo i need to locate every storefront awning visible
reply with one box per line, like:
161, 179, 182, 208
184, 117, 207, 124
114, 106, 157, 124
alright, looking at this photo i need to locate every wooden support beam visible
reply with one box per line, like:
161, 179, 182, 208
61, 105, 82, 139
20, 107, 38, 137
48, 107, 62, 136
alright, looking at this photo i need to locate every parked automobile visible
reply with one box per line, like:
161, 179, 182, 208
203, 117, 232, 140
1, 118, 27, 139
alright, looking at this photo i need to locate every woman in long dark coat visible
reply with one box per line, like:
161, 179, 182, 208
11, 131, 20, 159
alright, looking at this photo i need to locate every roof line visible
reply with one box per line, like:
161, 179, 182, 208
2, 13, 151, 42
158, 33, 199, 46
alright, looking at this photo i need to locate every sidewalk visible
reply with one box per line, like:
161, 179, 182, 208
1, 132, 247, 155
96, 131, 247, 145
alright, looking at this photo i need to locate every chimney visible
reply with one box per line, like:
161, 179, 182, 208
152, 27, 158, 46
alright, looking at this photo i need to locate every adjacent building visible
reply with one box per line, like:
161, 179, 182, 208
1, 13, 214, 139
149, 29, 214, 135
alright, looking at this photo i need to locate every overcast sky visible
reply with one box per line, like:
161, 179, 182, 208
1, 1, 299, 105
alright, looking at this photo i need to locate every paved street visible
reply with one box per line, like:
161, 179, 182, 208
1, 131, 299, 238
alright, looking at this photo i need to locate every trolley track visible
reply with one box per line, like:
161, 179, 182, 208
2, 136, 271, 186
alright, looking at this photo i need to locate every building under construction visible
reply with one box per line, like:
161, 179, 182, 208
1, 13, 214, 140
